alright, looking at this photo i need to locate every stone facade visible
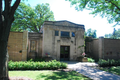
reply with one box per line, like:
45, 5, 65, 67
8, 21, 120, 61
8, 20, 85, 61
42, 21, 85, 60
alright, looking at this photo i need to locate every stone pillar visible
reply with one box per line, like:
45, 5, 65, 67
57, 41, 60, 60
22, 31, 28, 61
99, 37, 104, 59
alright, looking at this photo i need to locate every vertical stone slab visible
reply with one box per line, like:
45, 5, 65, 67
99, 37, 104, 59
57, 41, 60, 60
22, 31, 28, 61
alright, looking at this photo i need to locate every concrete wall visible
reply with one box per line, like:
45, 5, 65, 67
91, 39, 99, 60
42, 21, 85, 60
8, 31, 28, 61
104, 39, 120, 60
86, 37, 120, 60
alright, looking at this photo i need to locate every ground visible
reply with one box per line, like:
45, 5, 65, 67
9, 77, 33, 80
9, 68, 73, 80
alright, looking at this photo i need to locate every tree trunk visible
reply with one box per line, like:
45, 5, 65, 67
0, 41, 9, 80
0, 0, 21, 79
0, 17, 13, 79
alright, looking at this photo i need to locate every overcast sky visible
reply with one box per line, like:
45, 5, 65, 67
22, 0, 119, 37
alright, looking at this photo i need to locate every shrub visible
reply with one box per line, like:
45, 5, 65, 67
8, 60, 67, 70
27, 58, 45, 62
98, 59, 120, 67
87, 58, 95, 62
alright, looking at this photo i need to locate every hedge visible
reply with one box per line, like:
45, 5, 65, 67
98, 59, 120, 67
8, 60, 67, 70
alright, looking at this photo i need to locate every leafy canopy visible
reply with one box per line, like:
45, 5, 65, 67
85, 28, 97, 38
105, 28, 120, 39
11, 2, 54, 32
67, 0, 120, 26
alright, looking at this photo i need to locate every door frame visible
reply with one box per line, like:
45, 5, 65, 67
60, 46, 70, 61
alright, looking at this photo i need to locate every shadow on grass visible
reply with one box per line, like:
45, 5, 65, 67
35, 71, 91, 80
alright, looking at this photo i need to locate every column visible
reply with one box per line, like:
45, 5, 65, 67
99, 37, 104, 59
22, 31, 28, 61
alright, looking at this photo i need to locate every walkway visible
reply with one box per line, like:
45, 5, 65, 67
65, 61, 120, 80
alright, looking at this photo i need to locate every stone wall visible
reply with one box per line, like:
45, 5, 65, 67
8, 31, 28, 61
104, 39, 120, 60
86, 37, 120, 60
92, 39, 99, 60
28, 32, 42, 59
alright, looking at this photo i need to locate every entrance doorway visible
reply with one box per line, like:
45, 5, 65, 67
28, 40, 37, 59
60, 46, 70, 61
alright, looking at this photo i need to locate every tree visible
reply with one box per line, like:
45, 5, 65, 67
104, 28, 120, 39
11, 3, 54, 32
112, 28, 117, 39
0, 0, 21, 79
104, 34, 112, 38
85, 28, 97, 38
67, 0, 120, 26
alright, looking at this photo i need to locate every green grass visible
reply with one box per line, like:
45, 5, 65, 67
100, 66, 120, 75
9, 70, 91, 80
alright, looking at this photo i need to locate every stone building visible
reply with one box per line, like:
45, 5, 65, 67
8, 20, 85, 61
42, 21, 85, 60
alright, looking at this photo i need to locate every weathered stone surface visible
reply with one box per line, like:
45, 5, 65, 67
8, 32, 23, 61
42, 21, 85, 61
86, 37, 120, 60
22, 31, 28, 61
27, 32, 42, 59
8, 21, 85, 61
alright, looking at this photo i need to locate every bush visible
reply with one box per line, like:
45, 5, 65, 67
27, 58, 45, 62
87, 58, 95, 62
8, 60, 67, 70
98, 59, 120, 67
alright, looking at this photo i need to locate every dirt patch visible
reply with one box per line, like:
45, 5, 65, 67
9, 77, 33, 80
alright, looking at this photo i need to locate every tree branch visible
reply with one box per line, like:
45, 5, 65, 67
109, 1, 120, 11
4, 0, 12, 13
10, 0, 21, 17
33, 25, 39, 32
0, 0, 2, 36
0, 0, 2, 23
113, 10, 120, 14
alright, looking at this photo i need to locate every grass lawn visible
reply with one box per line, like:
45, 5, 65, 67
9, 70, 91, 80
100, 66, 120, 75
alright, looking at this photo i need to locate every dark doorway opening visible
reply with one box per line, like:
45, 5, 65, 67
60, 46, 70, 61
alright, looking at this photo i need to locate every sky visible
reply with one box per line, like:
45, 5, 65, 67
21, 0, 119, 37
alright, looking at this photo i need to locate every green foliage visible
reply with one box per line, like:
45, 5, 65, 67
85, 28, 97, 38
67, 0, 120, 25
27, 58, 45, 62
8, 60, 67, 70
78, 45, 85, 54
98, 59, 120, 67
100, 66, 120, 75
105, 28, 120, 39
87, 58, 95, 62
11, 2, 54, 32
